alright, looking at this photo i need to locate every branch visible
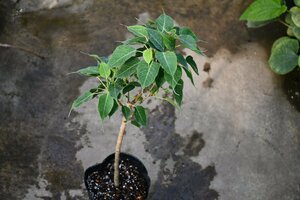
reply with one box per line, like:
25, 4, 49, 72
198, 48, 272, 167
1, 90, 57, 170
114, 117, 127, 187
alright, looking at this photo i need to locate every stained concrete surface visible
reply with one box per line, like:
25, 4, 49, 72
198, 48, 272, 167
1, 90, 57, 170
0, 0, 300, 200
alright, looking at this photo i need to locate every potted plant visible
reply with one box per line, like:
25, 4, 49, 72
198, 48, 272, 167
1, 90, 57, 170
70, 13, 203, 199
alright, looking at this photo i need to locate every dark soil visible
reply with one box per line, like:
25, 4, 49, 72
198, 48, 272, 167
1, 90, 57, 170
85, 153, 150, 200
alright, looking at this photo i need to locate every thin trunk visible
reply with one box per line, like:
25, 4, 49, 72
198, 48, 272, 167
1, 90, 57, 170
114, 117, 127, 187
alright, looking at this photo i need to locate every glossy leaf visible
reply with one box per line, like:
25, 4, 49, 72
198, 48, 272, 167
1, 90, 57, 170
147, 28, 164, 51
108, 45, 136, 69
76, 66, 99, 76
162, 33, 176, 50
176, 54, 188, 69
99, 63, 111, 79
179, 35, 203, 55
137, 61, 160, 88
186, 56, 199, 75
109, 100, 119, 117
134, 106, 148, 126
182, 67, 194, 85
122, 37, 147, 45
143, 48, 153, 64
155, 51, 177, 76
179, 27, 198, 41
122, 106, 131, 120
115, 58, 139, 78
268, 37, 299, 75
131, 120, 141, 128
156, 14, 174, 32
98, 93, 114, 120
108, 83, 123, 99
155, 68, 165, 88
122, 82, 140, 94
240, 0, 287, 21
71, 90, 94, 110
174, 79, 184, 106
127, 25, 148, 38
164, 66, 182, 88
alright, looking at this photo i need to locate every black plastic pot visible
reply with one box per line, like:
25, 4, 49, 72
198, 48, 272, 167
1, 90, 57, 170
84, 153, 150, 200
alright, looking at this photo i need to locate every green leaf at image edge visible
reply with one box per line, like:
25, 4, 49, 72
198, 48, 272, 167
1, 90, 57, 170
240, 0, 287, 22
268, 37, 299, 75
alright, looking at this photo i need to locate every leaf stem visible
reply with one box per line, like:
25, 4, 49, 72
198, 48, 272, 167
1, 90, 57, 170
97, 77, 108, 89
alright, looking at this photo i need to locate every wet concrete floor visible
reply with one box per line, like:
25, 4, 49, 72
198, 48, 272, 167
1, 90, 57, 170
0, 0, 299, 199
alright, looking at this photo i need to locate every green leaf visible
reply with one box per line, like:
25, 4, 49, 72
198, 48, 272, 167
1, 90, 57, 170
165, 97, 180, 110
76, 66, 99, 76
122, 82, 140, 94
127, 25, 148, 38
122, 37, 147, 45
108, 45, 136, 69
268, 37, 299, 75
182, 67, 194, 85
156, 14, 174, 32
115, 58, 139, 78
240, 0, 287, 22
131, 120, 141, 128
155, 51, 177, 76
179, 35, 203, 55
186, 56, 199, 75
134, 106, 148, 126
71, 90, 94, 110
98, 93, 114, 120
164, 66, 182, 88
137, 61, 160, 88
290, 6, 300, 27
155, 68, 165, 88
122, 106, 131, 120
285, 13, 295, 26
147, 28, 164, 51
99, 63, 111, 79
292, 26, 300, 40
176, 54, 188, 69
174, 79, 184, 106
108, 83, 123, 99
109, 100, 119, 117
162, 33, 176, 50
295, 0, 300, 7
179, 27, 198, 41
143, 48, 153, 64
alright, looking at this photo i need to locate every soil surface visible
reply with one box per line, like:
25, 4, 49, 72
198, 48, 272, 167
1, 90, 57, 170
85, 154, 149, 200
